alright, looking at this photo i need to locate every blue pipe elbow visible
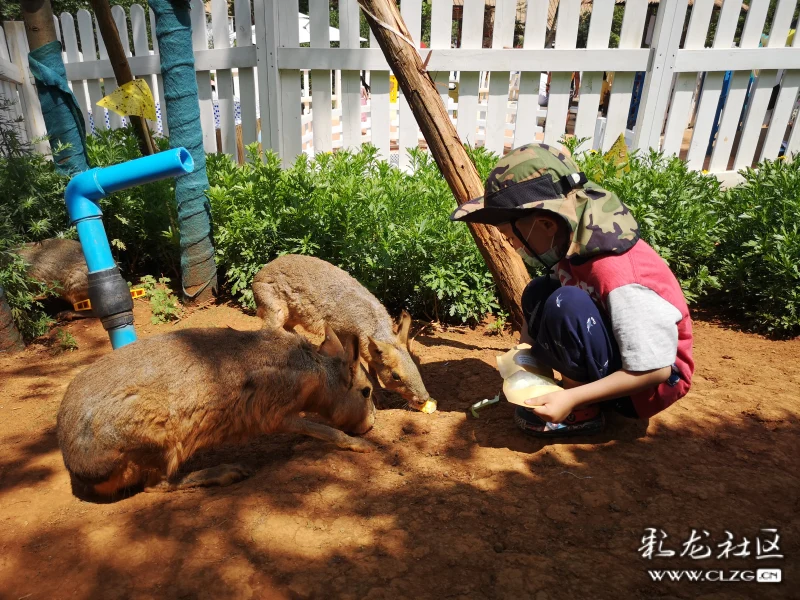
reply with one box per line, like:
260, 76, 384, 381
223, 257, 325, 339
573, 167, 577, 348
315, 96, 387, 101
65, 148, 193, 274
64, 148, 194, 349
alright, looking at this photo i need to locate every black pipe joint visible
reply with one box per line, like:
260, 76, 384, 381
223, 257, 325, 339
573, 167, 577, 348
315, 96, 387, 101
87, 267, 134, 331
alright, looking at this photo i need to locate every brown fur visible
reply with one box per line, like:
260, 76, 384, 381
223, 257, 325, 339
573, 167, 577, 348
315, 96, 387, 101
252, 255, 430, 409
16, 239, 91, 318
57, 325, 375, 500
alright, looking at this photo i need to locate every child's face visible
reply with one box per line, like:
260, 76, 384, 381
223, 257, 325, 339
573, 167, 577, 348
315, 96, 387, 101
496, 215, 561, 256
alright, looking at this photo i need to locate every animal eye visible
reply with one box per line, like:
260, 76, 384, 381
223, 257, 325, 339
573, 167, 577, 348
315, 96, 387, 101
361, 387, 371, 398
391, 372, 401, 381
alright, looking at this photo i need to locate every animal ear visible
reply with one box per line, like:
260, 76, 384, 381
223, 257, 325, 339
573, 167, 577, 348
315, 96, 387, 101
319, 324, 345, 358
341, 333, 361, 365
367, 336, 388, 361
396, 310, 412, 346
367, 337, 381, 359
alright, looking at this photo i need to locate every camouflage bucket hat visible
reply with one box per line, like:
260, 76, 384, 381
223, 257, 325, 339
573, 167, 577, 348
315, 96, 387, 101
450, 143, 640, 264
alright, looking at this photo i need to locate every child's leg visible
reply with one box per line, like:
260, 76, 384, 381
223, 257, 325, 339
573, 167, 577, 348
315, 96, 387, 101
520, 275, 562, 344
529, 285, 620, 385
517, 284, 630, 436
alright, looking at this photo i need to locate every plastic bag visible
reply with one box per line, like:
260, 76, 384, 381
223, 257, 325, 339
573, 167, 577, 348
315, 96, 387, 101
495, 344, 561, 406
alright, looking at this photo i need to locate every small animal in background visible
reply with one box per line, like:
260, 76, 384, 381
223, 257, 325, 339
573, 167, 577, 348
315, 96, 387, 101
15, 239, 90, 318
253, 254, 434, 412
57, 325, 375, 500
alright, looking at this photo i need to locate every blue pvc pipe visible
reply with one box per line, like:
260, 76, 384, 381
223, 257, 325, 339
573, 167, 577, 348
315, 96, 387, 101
64, 148, 194, 349
108, 325, 138, 349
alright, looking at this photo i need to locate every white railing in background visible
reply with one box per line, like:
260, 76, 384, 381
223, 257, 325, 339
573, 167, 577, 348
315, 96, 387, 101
1, 0, 799, 184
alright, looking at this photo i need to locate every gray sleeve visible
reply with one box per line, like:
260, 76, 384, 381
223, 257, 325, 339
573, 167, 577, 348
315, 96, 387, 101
606, 283, 682, 372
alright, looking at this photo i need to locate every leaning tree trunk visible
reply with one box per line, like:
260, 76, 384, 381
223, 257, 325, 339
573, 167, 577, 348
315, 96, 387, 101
148, 0, 217, 303
358, 0, 530, 330
88, 0, 156, 156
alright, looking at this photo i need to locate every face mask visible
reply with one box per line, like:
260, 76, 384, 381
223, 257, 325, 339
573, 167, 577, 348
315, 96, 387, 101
511, 219, 562, 270
515, 245, 540, 268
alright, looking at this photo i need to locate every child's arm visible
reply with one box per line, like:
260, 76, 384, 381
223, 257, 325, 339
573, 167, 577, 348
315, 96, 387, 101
526, 367, 671, 423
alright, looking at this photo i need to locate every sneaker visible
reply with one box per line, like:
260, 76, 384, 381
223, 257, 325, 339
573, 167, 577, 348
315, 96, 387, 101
513, 406, 605, 437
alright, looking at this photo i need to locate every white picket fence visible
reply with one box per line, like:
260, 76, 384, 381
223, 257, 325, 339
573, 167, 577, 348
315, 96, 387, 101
2, 0, 800, 184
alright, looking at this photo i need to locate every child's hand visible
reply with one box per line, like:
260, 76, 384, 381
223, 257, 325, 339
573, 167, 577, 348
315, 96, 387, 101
525, 390, 576, 423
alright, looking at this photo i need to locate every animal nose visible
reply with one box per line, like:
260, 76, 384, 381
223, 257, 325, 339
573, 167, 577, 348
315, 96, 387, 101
353, 419, 374, 435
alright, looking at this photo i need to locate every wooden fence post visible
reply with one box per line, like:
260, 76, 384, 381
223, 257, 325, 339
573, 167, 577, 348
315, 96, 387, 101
2, 22, 48, 154
632, 0, 687, 153
357, 0, 530, 331
253, 0, 282, 158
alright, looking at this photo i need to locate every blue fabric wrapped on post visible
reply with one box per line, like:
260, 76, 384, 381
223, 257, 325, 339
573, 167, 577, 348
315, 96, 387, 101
28, 40, 89, 175
149, 0, 218, 301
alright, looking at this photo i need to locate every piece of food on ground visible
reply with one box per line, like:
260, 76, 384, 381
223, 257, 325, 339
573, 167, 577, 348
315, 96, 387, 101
419, 399, 438, 414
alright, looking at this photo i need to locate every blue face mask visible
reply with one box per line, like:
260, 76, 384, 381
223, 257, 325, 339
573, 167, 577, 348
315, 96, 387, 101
511, 219, 562, 270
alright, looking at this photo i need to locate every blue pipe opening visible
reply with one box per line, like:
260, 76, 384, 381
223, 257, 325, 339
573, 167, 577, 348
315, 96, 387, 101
65, 148, 193, 349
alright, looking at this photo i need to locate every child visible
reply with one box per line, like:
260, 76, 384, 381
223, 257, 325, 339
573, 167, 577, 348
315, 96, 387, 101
451, 143, 693, 436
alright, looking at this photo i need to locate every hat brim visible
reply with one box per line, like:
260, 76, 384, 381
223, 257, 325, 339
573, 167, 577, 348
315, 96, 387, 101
450, 197, 540, 225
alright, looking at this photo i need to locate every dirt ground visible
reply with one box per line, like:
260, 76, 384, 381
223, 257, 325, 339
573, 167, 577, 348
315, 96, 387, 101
0, 300, 798, 600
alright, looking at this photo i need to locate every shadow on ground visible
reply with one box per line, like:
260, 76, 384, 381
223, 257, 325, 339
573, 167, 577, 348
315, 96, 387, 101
1, 408, 796, 600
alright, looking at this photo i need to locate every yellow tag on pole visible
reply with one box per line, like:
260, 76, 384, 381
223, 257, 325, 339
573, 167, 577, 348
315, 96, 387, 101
97, 79, 157, 121
603, 133, 631, 175
389, 75, 398, 103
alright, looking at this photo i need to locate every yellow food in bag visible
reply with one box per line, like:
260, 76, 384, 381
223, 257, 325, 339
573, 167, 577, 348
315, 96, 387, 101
496, 345, 561, 406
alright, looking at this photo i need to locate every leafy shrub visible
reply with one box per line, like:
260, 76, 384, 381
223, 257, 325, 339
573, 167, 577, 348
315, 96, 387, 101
716, 156, 800, 335
486, 310, 509, 335
208, 144, 500, 323
55, 328, 78, 353
0, 249, 54, 341
138, 275, 183, 324
0, 101, 66, 340
574, 148, 722, 303
0, 109, 71, 242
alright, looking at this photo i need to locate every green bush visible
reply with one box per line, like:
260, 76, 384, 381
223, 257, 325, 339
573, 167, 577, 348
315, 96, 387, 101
574, 147, 722, 303
0, 249, 54, 341
716, 156, 800, 335
55, 328, 78, 353
208, 144, 499, 323
0, 120, 71, 242
138, 275, 183, 324
0, 103, 67, 340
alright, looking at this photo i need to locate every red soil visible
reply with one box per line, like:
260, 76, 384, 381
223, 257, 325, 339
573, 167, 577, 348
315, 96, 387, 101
0, 301, 797, 599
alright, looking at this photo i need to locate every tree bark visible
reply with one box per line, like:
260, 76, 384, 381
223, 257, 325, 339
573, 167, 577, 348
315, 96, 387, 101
357, 0, 530, 330
19, 0, 58, 51
0, 286, 25, 354
88, 0, 155, 156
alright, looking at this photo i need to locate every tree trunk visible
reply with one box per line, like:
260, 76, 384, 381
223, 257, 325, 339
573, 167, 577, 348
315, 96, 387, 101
20, 0, 90, 175
149, 0, 217, 303
19, 0, 58, 49
88, 0, 155, 156
0, 286, 25, 354
357, 0, 530, 330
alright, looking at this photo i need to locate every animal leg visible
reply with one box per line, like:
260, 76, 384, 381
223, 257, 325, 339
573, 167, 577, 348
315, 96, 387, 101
253, 283, 291, 330
145, 464, 253, 492
278, 416, 375, 453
